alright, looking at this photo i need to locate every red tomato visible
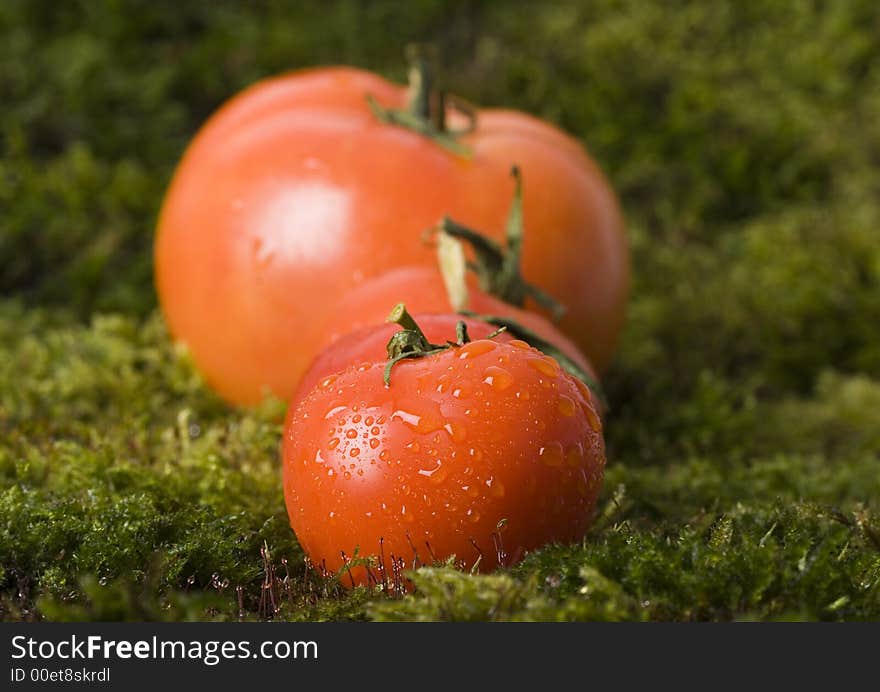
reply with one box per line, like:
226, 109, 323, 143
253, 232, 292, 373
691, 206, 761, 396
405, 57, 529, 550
156, 64, 628, 405
296, 288, 601, 410
293, 312, 519, 407
282, 315, 605, 588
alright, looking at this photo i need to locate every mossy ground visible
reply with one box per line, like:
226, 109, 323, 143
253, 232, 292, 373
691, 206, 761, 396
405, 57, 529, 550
2, 0, 879, 621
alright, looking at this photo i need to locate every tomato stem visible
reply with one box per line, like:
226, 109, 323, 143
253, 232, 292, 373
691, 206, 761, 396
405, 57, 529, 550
404, 44, 433, 121
383, 304, 501, 386
366, 46, 476, 156
437, 167, 567, 321
386, 302, 429, 340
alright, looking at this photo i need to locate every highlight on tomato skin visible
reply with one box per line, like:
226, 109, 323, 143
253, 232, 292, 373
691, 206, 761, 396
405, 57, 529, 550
154, 59, 629, 407
281, 324, 606, 589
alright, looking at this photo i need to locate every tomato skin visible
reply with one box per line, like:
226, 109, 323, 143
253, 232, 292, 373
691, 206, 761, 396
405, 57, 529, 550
156, 66, 628, 405
282, 331, 605, 585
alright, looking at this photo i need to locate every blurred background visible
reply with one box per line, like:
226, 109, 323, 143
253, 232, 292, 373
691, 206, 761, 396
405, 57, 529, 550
2, 1, 879, 620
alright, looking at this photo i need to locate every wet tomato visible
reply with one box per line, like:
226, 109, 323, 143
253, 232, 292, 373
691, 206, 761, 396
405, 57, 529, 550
155, 61, 628, 405
282, 310, 605, 587
296, 295, 600, 410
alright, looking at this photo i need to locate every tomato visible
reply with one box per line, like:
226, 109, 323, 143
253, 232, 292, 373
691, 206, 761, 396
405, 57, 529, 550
156, 62, 628, 405
282, 311, 605, 588
298, 282, 601, 409
293, 312, 518, 407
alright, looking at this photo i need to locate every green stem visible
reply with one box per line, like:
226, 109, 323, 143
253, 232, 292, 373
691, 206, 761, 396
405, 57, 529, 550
366, 46, 475, 156
404, 44, 432, 120
387, 303, 430, 344
383, 305, 501, 386
437, 167, 567, 321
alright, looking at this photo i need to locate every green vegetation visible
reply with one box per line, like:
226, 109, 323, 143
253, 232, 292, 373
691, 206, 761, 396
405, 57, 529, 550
2, 0, 879, 621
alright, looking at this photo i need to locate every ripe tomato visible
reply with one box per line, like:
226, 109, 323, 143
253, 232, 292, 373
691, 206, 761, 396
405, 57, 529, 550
282, 312, 605, 587
156, 63, 628, 405
297, 287, 601, 410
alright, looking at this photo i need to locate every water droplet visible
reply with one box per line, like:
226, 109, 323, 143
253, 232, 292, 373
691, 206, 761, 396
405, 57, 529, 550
418, 460, 440, 476
468, 448, 483, 461
557, 395, 576, 417
515, 390, 530, 400
369, 438, 380, 449
345, 428, 357, 439
405, 440, 420, 452
365, 416, 374, 426
565, 443, 584, 468
539, 442, 564, 467
509, 339, 530, 350
458, 340, 497, 359
584, 404, 602, 432
352, 414, 362, 424
343, 471, 352, 480
349, 447, 360, 457
328, 511, 335, 519
467, 509, 481, 523
314, 449, 325, 464
379, 450, 390, 462
574, 377, 592, 401
324, 405, 347, 419
483, 365, 514, 391
392, 409, 421, 428
444, 422, 467, 442
327, 468, 335, 477
357, 362, 372, 372
327, 437, 340, 450
320, 375, 337, 389
528, 356, 559, 377
452, 384, 471, 399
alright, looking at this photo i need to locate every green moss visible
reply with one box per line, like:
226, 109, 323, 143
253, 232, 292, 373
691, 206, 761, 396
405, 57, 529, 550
373, 503, 879, 621
2, 0, 879, 620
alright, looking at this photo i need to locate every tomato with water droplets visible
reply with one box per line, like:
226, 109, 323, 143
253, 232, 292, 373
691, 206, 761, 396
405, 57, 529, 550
282, 316, 606, 587
293, 308, 600, 412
